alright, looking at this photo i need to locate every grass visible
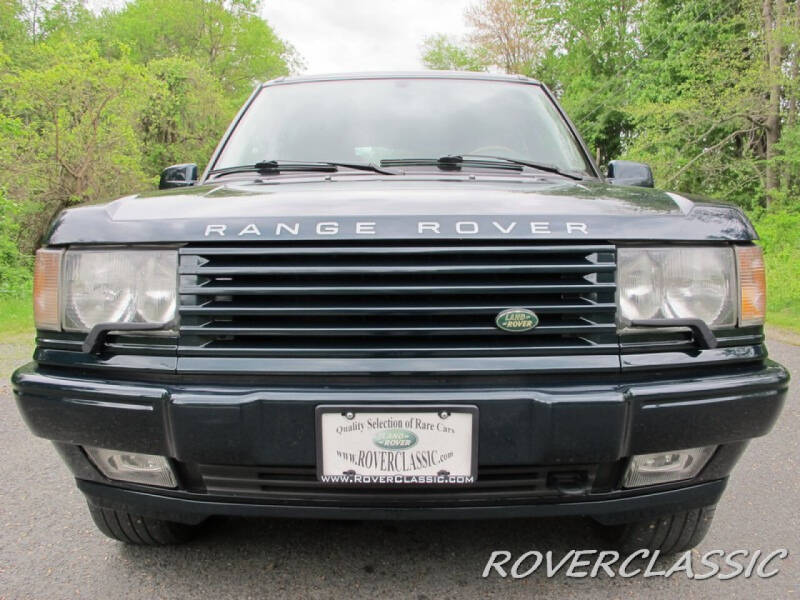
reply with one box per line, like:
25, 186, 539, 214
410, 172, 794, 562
0, 292, 34, 379
766, 308, 800, 332
0, 291, 33, 335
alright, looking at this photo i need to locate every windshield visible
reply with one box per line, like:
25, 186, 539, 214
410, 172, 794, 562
214, 78, 594, 175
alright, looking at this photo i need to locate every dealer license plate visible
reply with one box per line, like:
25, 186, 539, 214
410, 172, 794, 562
316, 405, 478, 485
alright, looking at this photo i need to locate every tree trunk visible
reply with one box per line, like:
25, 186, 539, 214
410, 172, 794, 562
789, 2, 799, 124
785, 1, 799, 191
762, 0, 784, 208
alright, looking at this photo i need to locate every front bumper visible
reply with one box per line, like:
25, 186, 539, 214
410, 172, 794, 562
76, 477, 729, 526
12, 360, 789, 523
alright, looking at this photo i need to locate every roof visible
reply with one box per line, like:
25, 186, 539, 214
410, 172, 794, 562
262, 70, 541, 87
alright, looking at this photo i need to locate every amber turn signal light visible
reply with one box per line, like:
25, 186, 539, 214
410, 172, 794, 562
736, 245, 766, 327
33, 248, 63, 331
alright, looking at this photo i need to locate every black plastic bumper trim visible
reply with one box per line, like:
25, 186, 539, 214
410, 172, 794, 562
83, 319, 176, 354
77, 478, 727, 525
629, 318, 717, 349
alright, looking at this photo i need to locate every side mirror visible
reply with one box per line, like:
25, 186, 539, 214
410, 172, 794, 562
607, 160, 654, 188
159, 163, 198, 189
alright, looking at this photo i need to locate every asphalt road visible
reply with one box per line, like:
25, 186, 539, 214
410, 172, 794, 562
1, 336, 797, 599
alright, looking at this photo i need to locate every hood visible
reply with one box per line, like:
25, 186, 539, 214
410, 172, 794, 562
44, 176, 756, 245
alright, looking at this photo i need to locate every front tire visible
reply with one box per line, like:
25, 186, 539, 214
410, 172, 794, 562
87, 503, 200, 545
605, 505, 716, 554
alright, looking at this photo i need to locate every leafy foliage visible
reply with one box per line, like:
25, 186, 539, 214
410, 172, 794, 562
2, 41, 151, 249
0, 188, 33, 292
622, 0, 769, 209
0, 0, 296, 255
140, 57, 229, 177
89, 0, 298, 105
750, 210, 800, 329
422, 0, 800, 210
421, 34, 489, 71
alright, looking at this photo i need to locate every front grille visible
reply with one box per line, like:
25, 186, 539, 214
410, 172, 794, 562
178, 242, 617, 358
197, 464, 598, 504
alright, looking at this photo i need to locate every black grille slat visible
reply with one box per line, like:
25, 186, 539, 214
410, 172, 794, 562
180, 263, 615, 277
179, 301, 616, 316
181, 324, 615, 336
183, 263, 614, 275
181, 283, 616, 295
178, 242, 617, 358
198, 464, 598, 502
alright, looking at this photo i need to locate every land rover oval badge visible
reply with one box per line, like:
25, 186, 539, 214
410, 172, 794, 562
373, 429, 418, 450
495, 308, 539, 333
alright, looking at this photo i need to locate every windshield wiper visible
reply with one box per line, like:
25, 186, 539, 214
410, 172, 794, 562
208, 160, 399, 178
380, 155, 584, 180
459, 154, 585, 180
208, 160, 339, 178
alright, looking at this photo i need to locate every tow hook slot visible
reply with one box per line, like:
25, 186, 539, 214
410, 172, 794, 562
548, 471, 590, 495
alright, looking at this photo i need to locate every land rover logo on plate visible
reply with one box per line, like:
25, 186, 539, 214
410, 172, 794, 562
495, 308, 539, 332
373, 429, 418, 450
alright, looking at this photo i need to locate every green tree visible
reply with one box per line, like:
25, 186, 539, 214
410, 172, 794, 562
0, 40, 152, 249
625, 0, 772, 208
422, 0, 800, 208
421, 34, 489, 71
0, 0, 299, 257
0, 1, 29, 58
140, 56, 229, 176
93, 0, 298, 104
533, 0, 642, 166
0, 188, 33, 292
464, 0, 543, 73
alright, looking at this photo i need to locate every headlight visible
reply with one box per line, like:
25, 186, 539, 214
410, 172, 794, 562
618, 247, 737, 330
61, 249, 177, 332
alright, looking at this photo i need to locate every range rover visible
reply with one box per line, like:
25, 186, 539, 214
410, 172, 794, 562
13, 72, 789, 551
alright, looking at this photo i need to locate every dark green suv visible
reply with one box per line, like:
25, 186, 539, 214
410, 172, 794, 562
13, 72, 788, 551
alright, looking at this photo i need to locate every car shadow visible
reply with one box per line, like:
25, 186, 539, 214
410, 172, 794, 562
111, 515, 721, 597
114, 515, 644, 584
200, 513, 606, 555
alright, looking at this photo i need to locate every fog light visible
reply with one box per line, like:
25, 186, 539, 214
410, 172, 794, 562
622, 446, 716, 488
85, 447, 177, 488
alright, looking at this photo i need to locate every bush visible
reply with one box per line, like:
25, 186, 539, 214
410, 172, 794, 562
750, 209, 800, 332
0, 189, 33, 294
